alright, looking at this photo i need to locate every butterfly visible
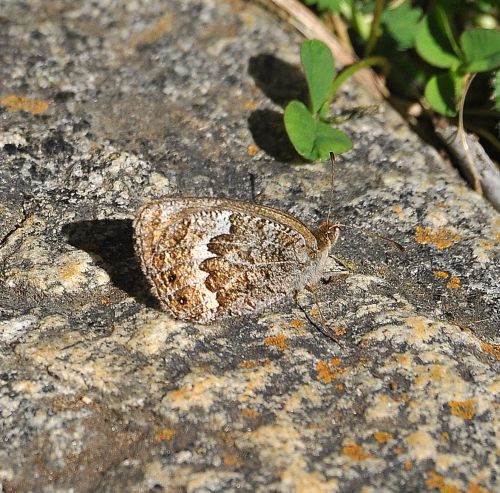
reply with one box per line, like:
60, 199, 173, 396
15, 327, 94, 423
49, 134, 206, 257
133, 197, 340, 324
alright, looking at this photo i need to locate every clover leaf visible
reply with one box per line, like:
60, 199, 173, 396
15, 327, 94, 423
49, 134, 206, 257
284, 100, 352, 160
284, 40, 353, 161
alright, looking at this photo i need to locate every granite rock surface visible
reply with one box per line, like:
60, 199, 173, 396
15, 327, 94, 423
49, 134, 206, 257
0, 1, 498, 492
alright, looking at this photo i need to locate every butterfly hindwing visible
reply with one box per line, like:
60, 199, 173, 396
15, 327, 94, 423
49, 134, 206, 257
134, 198, 322, 323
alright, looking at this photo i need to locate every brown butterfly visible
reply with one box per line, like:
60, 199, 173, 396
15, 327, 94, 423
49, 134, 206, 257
133, 197, 340, 324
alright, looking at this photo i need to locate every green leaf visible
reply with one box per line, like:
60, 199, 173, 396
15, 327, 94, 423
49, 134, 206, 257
304, 0, 342, 12
284, 101, 316, 157
314, 119, 353, 157
424, 72, 464, 116
284, 100, 352, 160
415, 7, 461, 69
460, 29, 500, 73
300, 40, 335, 114
381, 1, 423, 50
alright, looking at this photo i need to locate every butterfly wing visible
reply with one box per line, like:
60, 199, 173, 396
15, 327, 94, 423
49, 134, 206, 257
134, 198, 321, 323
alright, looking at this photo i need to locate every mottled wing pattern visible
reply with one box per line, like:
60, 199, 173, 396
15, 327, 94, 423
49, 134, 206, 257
134, 198, 320, 323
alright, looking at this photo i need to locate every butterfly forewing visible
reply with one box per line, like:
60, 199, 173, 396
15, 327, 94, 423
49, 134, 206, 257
134, 198, 324, 323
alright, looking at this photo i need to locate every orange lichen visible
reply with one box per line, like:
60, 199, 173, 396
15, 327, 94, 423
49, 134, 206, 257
131, 13, 174, 47
315, 359, 346, 383
478, 240, 493, 251
406, 316, 437, 342
167, 388, 186, 400
446, 276, 461, 289
415, 226, 461, 249
244, 100, 257, 110
433, 271, 450, 279
154, 428, 176, 442
448, 400, 475, 420
222, 451, 241, 467
480, 342, 500, 360
342, 443, 371, 461
440, 432, 449, 441
241, 408, 260, 418
335, 383, 345, 391
310, 307, 319, 317
58, 261, 83, 282
290, 319, 305, 329
414, 365, 446, 388
395, 354, 411, 367
264, 334, 288, 351
100, 297, 111, 305
373, 431, 393, 443
239, 360, 258, 369
426, 471, 461, 493
247, 144, 259, 156
466, 482, 491, 493
393, 204, 404, 218
224, 452, 241, 467
334, 326, 347, 336
0, 95, 49, 114
403, 460, 413, 470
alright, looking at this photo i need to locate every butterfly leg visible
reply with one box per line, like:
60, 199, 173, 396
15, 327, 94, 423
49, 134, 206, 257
321, 270, 350, 285
295, 285, 345, 348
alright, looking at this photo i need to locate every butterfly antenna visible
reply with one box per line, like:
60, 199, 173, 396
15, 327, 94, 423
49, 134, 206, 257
336, 223, 405, 251
249, 173, 257, 203
326, 152, 336, 224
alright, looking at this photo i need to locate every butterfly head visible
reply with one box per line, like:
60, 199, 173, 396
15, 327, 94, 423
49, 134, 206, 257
314, 220, 341, 251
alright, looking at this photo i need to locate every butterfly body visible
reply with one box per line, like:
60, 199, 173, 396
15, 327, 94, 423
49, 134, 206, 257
134, 197, 339, 323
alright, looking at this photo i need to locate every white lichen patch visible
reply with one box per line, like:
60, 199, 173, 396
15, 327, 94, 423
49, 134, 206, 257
185, 469, 244, 493
0, 130, 28, 147
244, 424, 305, 469
57, 250, 110, 291
364, 394, 401, 422
425, 207, 454, 228
1, 215, 110, 296
121, 314, 189, 356
0, 316, 37, 344
161, 361, 278, 416
405, 430, 437, 462
364, 315, 445, 348
143, 171, 172, 196
38, 314, 70, 332
280, 457, 338, 493
15, 329, 130, 394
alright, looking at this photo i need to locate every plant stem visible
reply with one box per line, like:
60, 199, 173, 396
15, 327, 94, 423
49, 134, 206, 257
464, 123, 500, 154
457, 73, 483, 192
327, 56, 389, 100
329, 13, 353, 53
364, 0, 385, 57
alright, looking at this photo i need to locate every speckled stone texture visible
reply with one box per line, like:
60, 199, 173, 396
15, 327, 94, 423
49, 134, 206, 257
0, 1, 498, 492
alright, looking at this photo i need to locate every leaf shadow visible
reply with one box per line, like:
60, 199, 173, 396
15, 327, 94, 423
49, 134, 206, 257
248, 54, 308, 108
247, 54, 310, 162
247, 109, 300, 162
61, 219, 159, 309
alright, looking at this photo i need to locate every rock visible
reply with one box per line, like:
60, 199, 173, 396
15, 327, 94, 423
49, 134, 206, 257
0, 1, 498, 492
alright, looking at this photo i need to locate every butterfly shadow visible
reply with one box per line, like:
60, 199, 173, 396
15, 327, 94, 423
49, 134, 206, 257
61, 219, 159, 309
